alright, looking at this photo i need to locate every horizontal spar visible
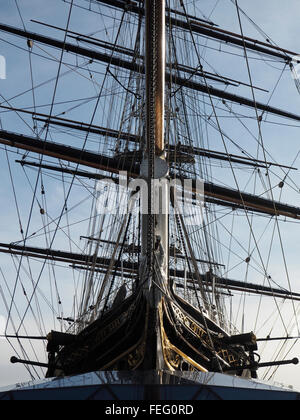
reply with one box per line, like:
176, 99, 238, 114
0, 128, 140, 177
33, 117, 296, 170
16, 160, 116, 182
31, 19, 268, 92
95, 0, 217, 27
169, 75, 300, 122
0, 105, 140, 143
199, 180, 300, 220
1, 23, 300, 121
1, 129, 300, 219
1, 105, 296, 171
79, 236, 225, 267
0, 242, 299, 301
0, 243, 138, 272
95, 0, 298, 61
20, 159, 295, 218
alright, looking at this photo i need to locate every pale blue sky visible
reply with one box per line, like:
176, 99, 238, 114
1, 0, 300, 391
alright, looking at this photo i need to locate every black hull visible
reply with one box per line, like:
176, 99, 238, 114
46, 282, 256, 378
47, 292, 149, 376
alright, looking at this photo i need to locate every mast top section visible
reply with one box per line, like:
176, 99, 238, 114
95, 0, 299, 62
145, 0, 166, 157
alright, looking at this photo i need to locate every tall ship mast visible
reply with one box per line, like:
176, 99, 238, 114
1, 0, 300, 400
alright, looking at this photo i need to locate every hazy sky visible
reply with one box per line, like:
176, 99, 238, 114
1, 0, 300, 392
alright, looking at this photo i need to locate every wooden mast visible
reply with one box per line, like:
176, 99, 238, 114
140, 0, 169, 370
142, 0, 168, 286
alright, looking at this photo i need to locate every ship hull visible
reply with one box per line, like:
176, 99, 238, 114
1, 370, 299, 401
46, 285, 254, 377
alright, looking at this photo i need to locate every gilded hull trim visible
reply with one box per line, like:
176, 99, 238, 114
159, 301, 208, 373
